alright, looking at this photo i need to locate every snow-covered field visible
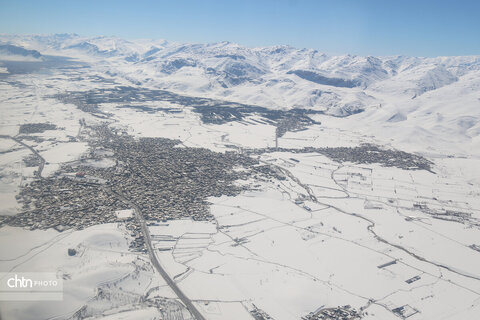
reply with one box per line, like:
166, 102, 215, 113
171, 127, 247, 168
0, 34, 479, 319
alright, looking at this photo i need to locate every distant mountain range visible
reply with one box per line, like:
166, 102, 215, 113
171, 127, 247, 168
1, 33, 479, 155
0, 44, 42, 60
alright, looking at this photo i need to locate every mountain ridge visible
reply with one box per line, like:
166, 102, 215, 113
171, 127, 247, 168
1, 33, 479, 156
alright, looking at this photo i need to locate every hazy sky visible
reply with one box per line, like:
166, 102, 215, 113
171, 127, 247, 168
1, 0, 479, 57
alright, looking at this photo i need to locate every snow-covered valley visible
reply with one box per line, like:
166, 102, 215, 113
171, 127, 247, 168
0, 34, 479, 320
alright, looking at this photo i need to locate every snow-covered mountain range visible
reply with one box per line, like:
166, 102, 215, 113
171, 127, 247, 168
1, 33, 479, 156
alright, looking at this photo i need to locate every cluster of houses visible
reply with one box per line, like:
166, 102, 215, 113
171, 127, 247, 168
302, 305, 363, 320
18, 122, 57, 134
413, 202, 476, 227
97, 130, 258, 223
5, 171, 129, 230
250, 304, 273, 320
250, 144, 433, 171
2, 125, 270, 240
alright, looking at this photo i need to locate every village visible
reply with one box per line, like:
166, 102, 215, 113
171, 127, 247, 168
302, 305, 363, 320
250, 144, 433, 171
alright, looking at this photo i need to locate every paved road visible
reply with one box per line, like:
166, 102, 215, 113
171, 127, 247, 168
1, 131, 204, 318
110, 189, 206, 320
0, 134, 45, 178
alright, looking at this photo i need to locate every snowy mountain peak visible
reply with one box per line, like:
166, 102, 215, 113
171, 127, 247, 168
1, 34, 480, 156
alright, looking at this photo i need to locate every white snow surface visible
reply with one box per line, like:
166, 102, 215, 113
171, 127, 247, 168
2, 33, 479, 156
1, 34, 480, 320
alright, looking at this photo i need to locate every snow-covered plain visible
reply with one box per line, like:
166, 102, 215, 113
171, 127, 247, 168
0, 34, 480, 319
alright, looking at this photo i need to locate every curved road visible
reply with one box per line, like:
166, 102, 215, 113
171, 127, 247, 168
274, 161, 480, 285
0, 134, 45, 178
109, 188, 206, 320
